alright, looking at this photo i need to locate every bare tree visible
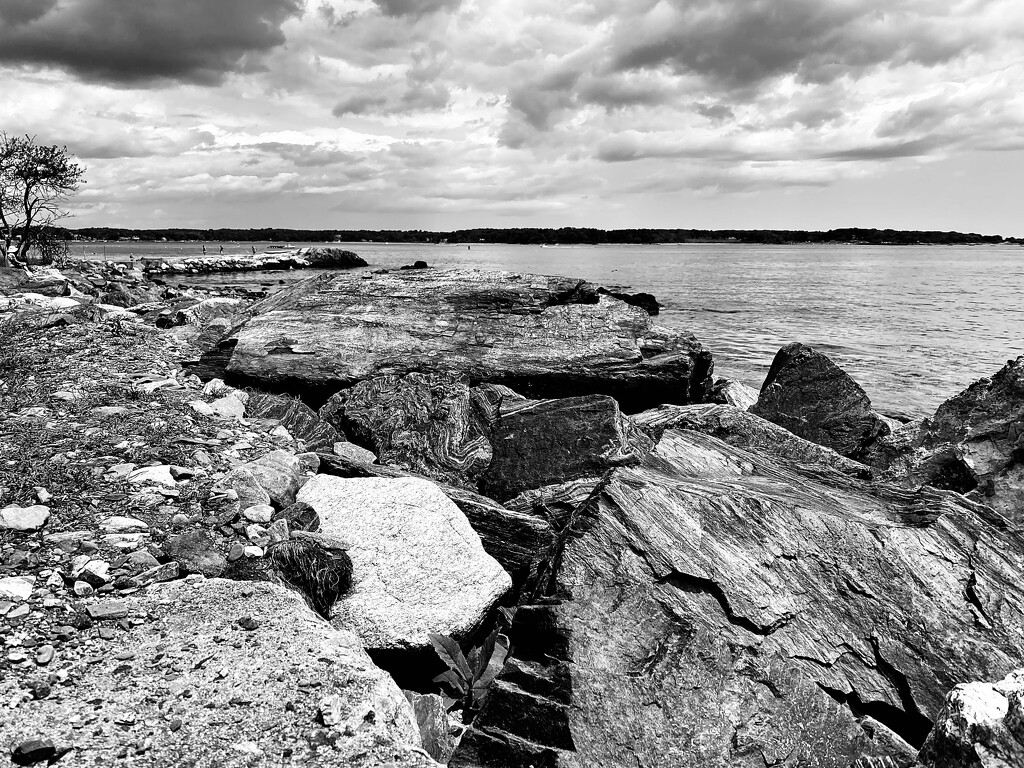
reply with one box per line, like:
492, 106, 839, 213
1, 133, 85, 268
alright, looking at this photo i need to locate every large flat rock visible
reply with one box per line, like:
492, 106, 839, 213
297, 475, 511, 653
225, 269, 713, 411
0, 578, 435, 767
455, 428, 1024, 767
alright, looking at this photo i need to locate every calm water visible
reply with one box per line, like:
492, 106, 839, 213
71, 240, 1024, 419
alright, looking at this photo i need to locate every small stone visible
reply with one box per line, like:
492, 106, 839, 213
243, 546, 264, 558
0, 576, 35, 602
28, 680, 51, 700
136, 562, 179, 585
242, 504, 274, 524
171, 513, 191, 528
101, 516, 149, 532
127, 550, 161, 569
8, 604, 30, 620
127, 465, 177, 487
98, 627, 116, 640
86, 601, 129, 621
75, 560, 111, 587
1, 505, 51, 532
11, 738, 56, 765
296, 452, 320, 474
237, 616, 260, 631
34, 487, 52, 504
227, 543, 245, 562
333, 441, 377, 464
35, 645, 55, 665
168, 719, 182, 732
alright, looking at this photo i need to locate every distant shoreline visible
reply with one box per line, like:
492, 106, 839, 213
63, 226, 1023, 247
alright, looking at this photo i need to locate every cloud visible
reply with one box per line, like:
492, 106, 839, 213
0, 0, 304, 86
607, 0, 987, 92
371, 0, 462, 18
0, 0, 59, 26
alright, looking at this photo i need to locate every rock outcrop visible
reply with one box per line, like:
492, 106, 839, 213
917, 669, 1024, 768
142, 247, 367, 276
479, 392, 652, 502
245, 391, 343, 453
321, 372, 492, 490
224, 269, 713, 411
908, 356, 1024, 523
751, 342, 890, 460
296, 475, 511, 653
633, 403, 873, 478
0, 578, 435, 767
454, 427, 1024, 767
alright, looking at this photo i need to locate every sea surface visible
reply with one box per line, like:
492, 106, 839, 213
71, 240, 1024, 419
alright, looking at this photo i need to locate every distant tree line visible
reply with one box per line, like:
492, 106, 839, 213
65, 226, 1018, 246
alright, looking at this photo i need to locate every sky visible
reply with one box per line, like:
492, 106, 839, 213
1, 0, 1022, 235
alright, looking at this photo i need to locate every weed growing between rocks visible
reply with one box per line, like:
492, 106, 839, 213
266, 537, 352, 619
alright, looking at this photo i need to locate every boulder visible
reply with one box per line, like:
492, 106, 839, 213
321, 372, 492, 490
454, 428, 1024, 767
633, 403, 872, 478
406, 692, 459, 764
0, 578, 435, 767
218, 466, 272, 509
225, 269, 713, 412
908, 356, 1024, 522
750, 342, 890, 460
316, 454, 556, 596
479, 393, 652, 502
245, 391, 343, 453
296, 476, 511, 653
709, 377, 759, 410
296, 246, 368, 268
918, 669, 1024, 768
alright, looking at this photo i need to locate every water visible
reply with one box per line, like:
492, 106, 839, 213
70, 240, 1024, 419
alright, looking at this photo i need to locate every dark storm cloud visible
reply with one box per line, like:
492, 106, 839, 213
0, 0, 304, 86
0, 0, 58, 26
609, 0, 981, 91
333, 94, 389, 116
371, 0, 461, 18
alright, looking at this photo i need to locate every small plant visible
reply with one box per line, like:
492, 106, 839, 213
429, 628, 510, 715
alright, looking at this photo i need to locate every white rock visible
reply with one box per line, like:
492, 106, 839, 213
0, 504, 50, 532
242, 504, 274, 523
0, 576, 35, 602
101, 516, 149, 532
189, 400, 216, 417
127, 465, 177, 487
243, 546, 264, 558
208, 393, 247, 420
297, 475, 511, 652
48, 297, 81, 310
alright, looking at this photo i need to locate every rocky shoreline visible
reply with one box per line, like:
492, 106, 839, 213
1, 259, 1022, 767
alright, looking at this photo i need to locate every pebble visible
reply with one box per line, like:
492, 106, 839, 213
35, 645, 55, 665
11, 738, 56, 766
137, 562, 179, 585
73, 581, 96, 597
86, 601, 129, 621
101, 516, 149, 532
127, 550, 161, 569
242, 505, 274, 524
237, 616, 260, 631
171, 513, 191, 528
226, 543, 244, 562
243, 546, 264, 558
7, 604, 30, 620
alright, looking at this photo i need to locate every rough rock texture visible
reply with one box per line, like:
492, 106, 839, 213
454, 428, 1024, 767
232, 450, 302, 507
751, 342, 890, 460
405, 692, 460, 764
225, 269, 713, 411
709, 377, 759, 410
918, 669, 1024, 768
173, 297, 245, 327
245, 391, 343, 453
479, 393, 653, 502
296, 475, 511, 652
316, 454, 556, 597
162, 530, 227, 577
909, 356, 1024, 522
633, 403, 873, 479
0, 578, 435, 767
321, 372, 492, 490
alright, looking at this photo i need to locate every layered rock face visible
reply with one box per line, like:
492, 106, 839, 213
751, 342, 890, 461
909, 356, 1024, 522
321, 372, 492, 490
225, 269, 713, 411
0, 578, 435, 767
455, 428, 1024, 767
